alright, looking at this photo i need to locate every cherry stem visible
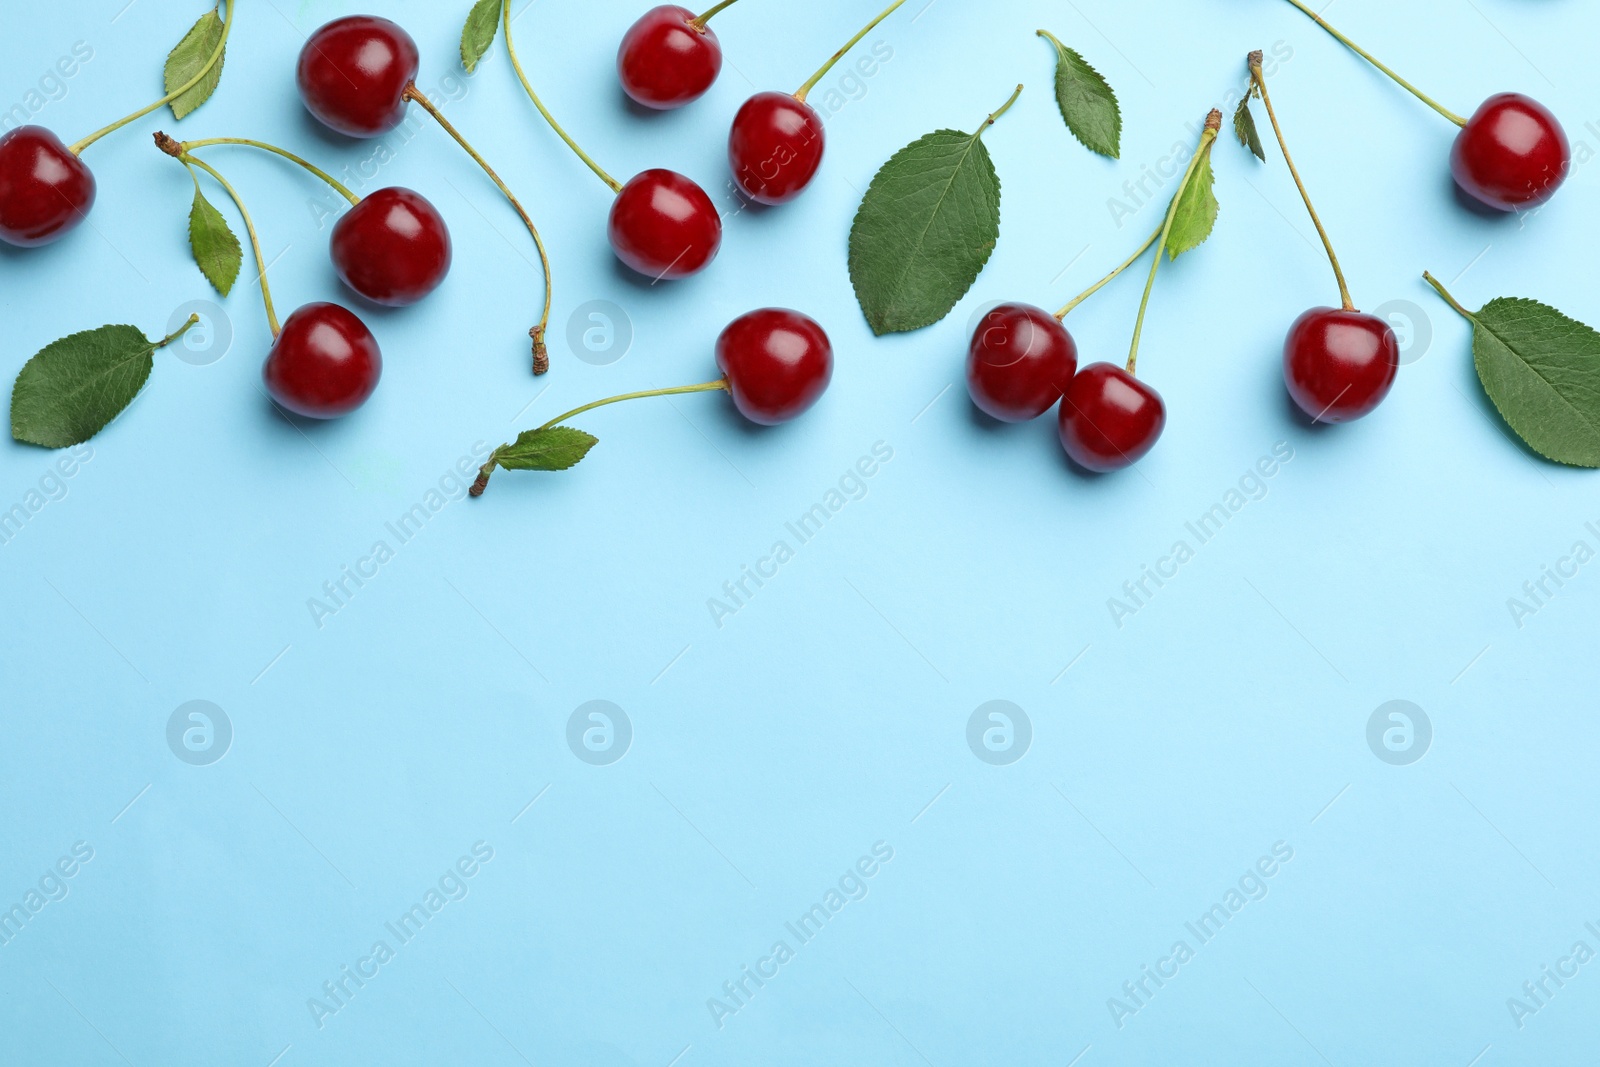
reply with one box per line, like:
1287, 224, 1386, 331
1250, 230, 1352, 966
1055, 224, 1164, 320
404, 84, 554, 374
1279, 0, 1466, 128
690, 0, 741, 31
1422, 271, 1474, 321
1127, 110, 1219, 377
1249, 54, 1354, 311
179, 137, 359, 206
171, 147, 280, 337
158, 315, 202, 350
471, 379, 730, 496
978, 84, 1025, 137
71, 0, 236, 155
502, 1, 624, 194
795, 0, 907, 102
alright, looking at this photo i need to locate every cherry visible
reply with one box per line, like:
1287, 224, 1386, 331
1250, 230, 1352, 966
1283, 309, 1398, 423
296, 16, 420, 137
331, 187, 453, 307
729, 93, 826, 205
1058, 364, 1166, 473
608, 169, 723, 280
1450, 93, 1570, 212
965, 303, 1077, 422
715, 308, 833, 424
0, 127, 96, 248
618, 4, 725, 110
263, 303, 383, 419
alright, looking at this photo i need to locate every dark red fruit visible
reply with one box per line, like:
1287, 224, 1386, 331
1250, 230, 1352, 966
1283, 307, 1398, 423
608, 169, 722, 279
728, 92, 825, 205
0, 126, 96, 247
715, 309, 832, 425
966, 303, 1078, 422
1450, 93, 1570, 211
263, 303, 383, 419
331, 187, 452, 307
296, 16, 420, 138
1058, 363, 1166, 472
618, 5, 723, 110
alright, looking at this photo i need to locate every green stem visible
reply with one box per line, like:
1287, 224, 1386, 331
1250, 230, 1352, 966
180, 137, 359, 205
795, 0, 907, 102
1280, 0, 1466, 127
1249, 55, 1353, 311
157, 315, 202, 349
979, 84, 1024, 136
182, 154, 279, 337
404, 84, 554, 374
503, 0, 623, 193
1127, 112, 1219, 377
1422, 271, 1474, 320
690, 0, 741, 30
71, 0, 236, 154
1056, 224, 1164, 319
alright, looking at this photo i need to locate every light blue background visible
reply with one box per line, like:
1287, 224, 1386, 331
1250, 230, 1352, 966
3, 0, 1598, 1063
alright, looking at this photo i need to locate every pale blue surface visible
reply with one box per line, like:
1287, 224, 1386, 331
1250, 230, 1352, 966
2, 0, 1599, 1064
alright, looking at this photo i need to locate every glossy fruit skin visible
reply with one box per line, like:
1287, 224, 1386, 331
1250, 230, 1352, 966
330, 187, 452, 307
297, 16, 420, 138
263, 303, 383, 419
715, 309, 833, 425
965, 303, 1078, 422
608, 169, 722, 279
1450, 93, 1570, 211
0, 126, 96, 247
728, 92, 826, 205
618, 5, 723, 109
1283, 307, 1399, 423
1058, 363, 1167, 473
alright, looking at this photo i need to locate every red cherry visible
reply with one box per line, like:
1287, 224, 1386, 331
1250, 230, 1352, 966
263, 303, 383, 419
1058, 363, 1166, 473
608, 169, 722, 279
1450, 93, 1570, 211
1283, 307, 1398, 423
0, 126, 96, 248
618, 5, 723, 109
728, 92, 826, 205
296, 16, 420, 138
330, 187, 452, 307
715, 309, 832, 425
965, 303, 1078, 422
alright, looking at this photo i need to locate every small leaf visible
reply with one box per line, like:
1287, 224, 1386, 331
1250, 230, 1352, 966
1164, 144, 1218, 260
1465, 297, 1600, 467
849, 129, 1002, 336
164, 6, 227, 121
11, 326, 162, 448
189, 187, 241, 296
461, 0, 503, 74
1234, 94, 1265, 162
1038, 30, 1120, 159
495, 426, 599, 472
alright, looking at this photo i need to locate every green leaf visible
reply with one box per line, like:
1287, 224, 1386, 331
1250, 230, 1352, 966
1038, 30, 1120, 159
461, 0, 503, 73
164, 7, 227, 121
495, 426, 599, 472
11, 327, 162, 448
849, 129, 1002, 336
189, 187, 241, 296
1468, 298, 1600, 467
1234, 93, 1265, 162
1164, 144, 1218, 260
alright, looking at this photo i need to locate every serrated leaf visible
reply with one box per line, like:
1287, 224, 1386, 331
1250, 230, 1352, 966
1038, 30, 1120, 159
1467, 298, 1600, 467
461, 0, 503, 73
189, 187, 241, 296
11, 326, 161, 448
1164, 145, 1218, 260
1234, 95, 1265, 161
496, 425, 599, 472
849, 129, 1002, 336
164, 7, 227, 121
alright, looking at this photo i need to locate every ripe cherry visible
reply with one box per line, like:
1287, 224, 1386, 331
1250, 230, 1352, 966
729, 93, 825, 205
965, 303, 1078, 422
1283, 309, 1398, 423
296, 16, 419, 137
331, 187, 453, 307
0, 127, 96, 248
1450, 93, 1570, 212
1058, 364, 1167, 473
263, 303, 383, 419
608, 169, 722, 280
715, 308, 833, 424
617, 5, 725, 110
